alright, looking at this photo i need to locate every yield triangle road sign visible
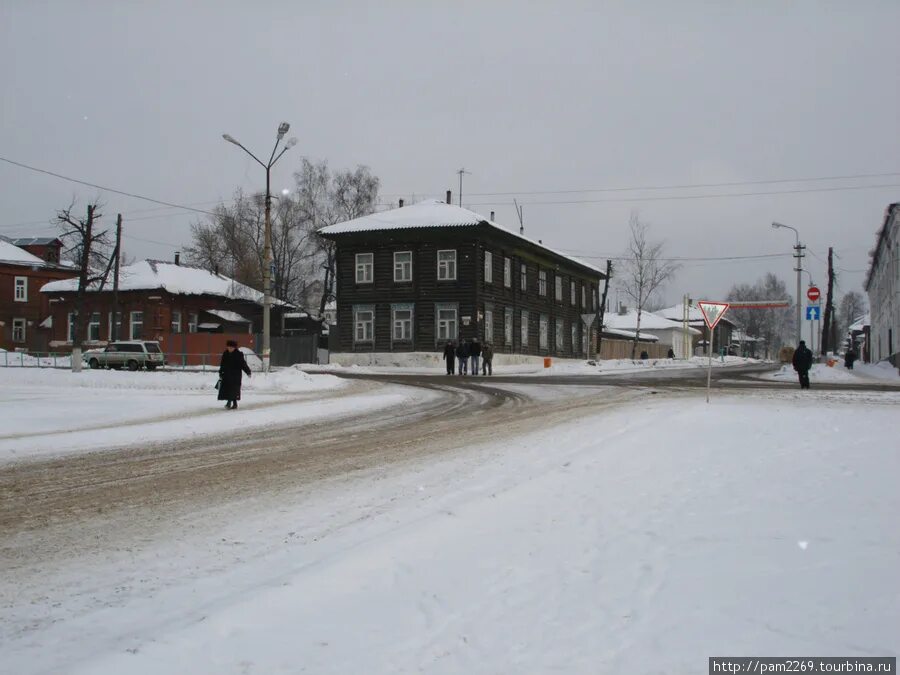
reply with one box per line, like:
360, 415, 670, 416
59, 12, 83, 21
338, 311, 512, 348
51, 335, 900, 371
697, 301, 730, 330
581, 313, 597, 328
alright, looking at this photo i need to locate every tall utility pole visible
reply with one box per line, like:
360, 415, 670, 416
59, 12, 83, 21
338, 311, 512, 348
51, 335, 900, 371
111, 214, 122, 340
682, 294, 691, 359
223, 123, 297, 373
457, 168, 470, 207
596, 260, 612, 358
772, 222, 805, 345
514, 199, 524, 235
821, 247, 835, 355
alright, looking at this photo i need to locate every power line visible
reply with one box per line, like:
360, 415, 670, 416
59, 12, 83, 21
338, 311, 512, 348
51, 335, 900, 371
560, 251, 791, 262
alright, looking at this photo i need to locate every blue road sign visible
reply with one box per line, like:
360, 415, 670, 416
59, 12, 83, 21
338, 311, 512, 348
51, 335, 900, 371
806, 305, 821, 320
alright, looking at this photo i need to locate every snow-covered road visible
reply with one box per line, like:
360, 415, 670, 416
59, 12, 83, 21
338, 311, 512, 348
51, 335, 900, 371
2, 386, 897, 674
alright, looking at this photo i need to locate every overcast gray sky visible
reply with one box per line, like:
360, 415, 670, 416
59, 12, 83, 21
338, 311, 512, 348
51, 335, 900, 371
2, 1, 898, 306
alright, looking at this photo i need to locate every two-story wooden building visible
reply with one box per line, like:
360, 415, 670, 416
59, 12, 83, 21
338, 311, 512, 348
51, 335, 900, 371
0, 238, 75, 352
318, 198, 607, 363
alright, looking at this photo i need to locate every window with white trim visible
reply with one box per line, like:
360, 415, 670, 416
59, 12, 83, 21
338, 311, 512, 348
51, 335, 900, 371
171, 310, 182, 334
353, 305, 375, 343
555, 275, 562, 302
556, 318, 564, 351
540, 314, 549, 349
88, 312, 101, 342
130, 311, 143, 340
539, 269, 547, 296
394, 251, 412, 282
355, 253, 374, 284
436, 303, 458, 341
67, 313, 75, 342
504, 307, 513, 345
14, 277, 27, 302
188, 312, 198, 333
391, 304, 413, 342
503, 257, 511, 288
570, 282, 576, 305
484, 307, 494, 343
572, 322, 578, 356
520, 310, 529, 347
108, 312, 122, 341
12, 318, 25, 343
581, 284, 586, 308
484, 251, 493, 283
520, 263, 527, 291
437, 250, 457, 281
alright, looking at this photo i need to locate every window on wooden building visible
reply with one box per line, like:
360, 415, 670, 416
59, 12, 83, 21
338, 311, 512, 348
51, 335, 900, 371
188, 313, 198, 333
130, 311, 143, 340
556, 318, 564, 352
108, 312, 122, 341
540, 314, 549, 349
436, 303, 458, 341
538, 270, 547, 296
520, 263, 527, 291
12, 318, 25, 343
555, 275, 562, 302
14, 277, 27, 302
520, 310, 529, 347
504, 257, 512, 287
171, 310, 182, 334
484, 307, 494, 343
505, 307, 513, 345
437, 250, 457, 281
88, 313, 101, 342
392, 304, 413, 341
355, 253, 374, 284
484, 251, 493, 283
394, 251, 412, 282
570, 282, 576, 305
353, 305, 375, 343
572, 322, 579, 356
581, 284, 586, 308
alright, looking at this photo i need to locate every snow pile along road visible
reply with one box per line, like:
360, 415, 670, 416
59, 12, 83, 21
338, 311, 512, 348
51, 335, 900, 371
763, 361, 900, 384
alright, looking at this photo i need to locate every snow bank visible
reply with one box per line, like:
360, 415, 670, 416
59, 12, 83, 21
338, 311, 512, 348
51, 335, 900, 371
763, 362, 900, 384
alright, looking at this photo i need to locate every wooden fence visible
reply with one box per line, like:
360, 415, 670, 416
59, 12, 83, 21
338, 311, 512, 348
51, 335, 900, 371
597, 338, 669, 360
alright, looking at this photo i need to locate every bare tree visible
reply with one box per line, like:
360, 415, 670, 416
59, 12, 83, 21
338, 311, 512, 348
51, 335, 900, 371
621, 213, 680, 358
55, 200, 113, 372
836, 291, 867, 346
726, 273, 794, 359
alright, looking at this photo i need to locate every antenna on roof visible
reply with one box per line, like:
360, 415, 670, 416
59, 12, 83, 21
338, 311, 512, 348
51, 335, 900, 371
514, 199, 524, 235
456, 168, 470, 207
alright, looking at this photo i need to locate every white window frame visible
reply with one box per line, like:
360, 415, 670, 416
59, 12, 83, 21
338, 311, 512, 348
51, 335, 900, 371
436, 303, 458, 342
108, 312, 122, 341
504, 307, 513, 345
484, 251, 493, 283
503, 257, 512, 288
539, 270, 547, 296
437, 250, 457, 281
571, 282, 576, 306
572, 322, 578, 356
188, 313, 198, 333
520, 310, 529, 347
540, 314, 549, 349
130, 311, 143, 341
171, 310, 182, 334
88, 312, 101, 342
520, 263, 527, 292
391, 303, 413, 342
67, 312, 75, 343
12, 318, 26, 343
556, 318, 564, 351
393, 251, 412, 283
555, 275, 563, 302
582, 284, 586, 308
14, 276, 27, 302
484, 308, 494, 343
353, 305, 375, 344
355, 252, 374, 284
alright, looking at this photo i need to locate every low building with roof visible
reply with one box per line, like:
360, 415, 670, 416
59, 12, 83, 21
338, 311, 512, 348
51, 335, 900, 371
602, 307, 701, 359
656, 302, 736, 355
317, 195, 607, 364
0, 238, 76, 352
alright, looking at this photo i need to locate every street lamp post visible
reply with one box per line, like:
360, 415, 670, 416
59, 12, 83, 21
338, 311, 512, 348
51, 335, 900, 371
223, 123, 297, 373
771, 222, 805, 347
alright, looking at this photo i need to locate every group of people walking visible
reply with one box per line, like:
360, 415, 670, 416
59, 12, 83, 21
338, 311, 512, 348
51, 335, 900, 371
443, 338, 494, 376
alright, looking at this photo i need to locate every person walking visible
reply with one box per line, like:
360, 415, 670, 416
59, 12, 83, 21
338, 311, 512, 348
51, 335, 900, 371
481, 341, 494, 376
844, 348, 857, 370
218, 340, 252, 409
443, 340, 456, 375
456, 339, 469, 375
469, 338, 482, 375
792, 340, 813, 390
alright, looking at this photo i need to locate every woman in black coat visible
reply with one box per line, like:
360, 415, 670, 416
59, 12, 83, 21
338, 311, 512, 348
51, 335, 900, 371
218, 340, 252, 409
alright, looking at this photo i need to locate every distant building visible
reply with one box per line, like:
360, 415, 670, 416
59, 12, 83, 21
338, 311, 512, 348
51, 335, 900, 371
657, 303, 736, 355
0, 239, 75, 352
6, 237, 63, 264
318, 198, 607, 362
604, 307, 701, 358
865, 203, 899, 366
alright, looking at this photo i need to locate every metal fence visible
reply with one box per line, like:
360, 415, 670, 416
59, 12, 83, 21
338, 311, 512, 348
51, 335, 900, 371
0, 351, 72, 368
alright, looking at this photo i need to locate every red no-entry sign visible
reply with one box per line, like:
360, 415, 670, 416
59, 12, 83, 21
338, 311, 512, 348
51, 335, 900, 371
807, 286, 820, 303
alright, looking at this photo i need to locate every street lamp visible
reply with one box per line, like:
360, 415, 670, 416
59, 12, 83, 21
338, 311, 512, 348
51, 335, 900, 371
771, 221, 805, 346
222, 123, 297, 373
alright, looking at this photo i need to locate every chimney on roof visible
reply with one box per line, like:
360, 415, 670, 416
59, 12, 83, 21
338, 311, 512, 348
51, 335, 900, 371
490, 211, 495, 221
174, 251, 180, 265
398, 199, 404, 208
446, 190, 452, 205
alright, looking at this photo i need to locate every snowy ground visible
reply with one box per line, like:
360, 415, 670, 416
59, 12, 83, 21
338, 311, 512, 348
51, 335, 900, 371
2, 387, 897, 674
761, 361, 900, 385
0, 367, 420, 463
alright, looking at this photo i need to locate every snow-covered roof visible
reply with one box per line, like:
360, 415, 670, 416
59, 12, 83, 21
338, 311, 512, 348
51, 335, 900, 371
9, 237, 61, 246
603, 309, 700, 334
41, 259, 266, 303
848, 314, 869, 332
205, 309, 251, 323
0, 240, 45, 266
318, 199, 604, 276
602, 327, 660, 341
657, 303, 736, 327
197, 322, 221, 329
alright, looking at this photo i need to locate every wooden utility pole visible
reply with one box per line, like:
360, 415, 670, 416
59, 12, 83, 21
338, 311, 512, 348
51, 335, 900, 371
821, 247, 835, 355
596, 260, 613, 358
71, 204, 95, 373
111, 214, 122, 340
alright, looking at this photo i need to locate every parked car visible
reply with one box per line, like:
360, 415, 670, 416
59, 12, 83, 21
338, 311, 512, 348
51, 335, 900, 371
84, 341, 166, 371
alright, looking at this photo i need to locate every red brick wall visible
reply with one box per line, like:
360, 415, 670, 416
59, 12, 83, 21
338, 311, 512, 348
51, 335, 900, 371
164, 333, 257, 366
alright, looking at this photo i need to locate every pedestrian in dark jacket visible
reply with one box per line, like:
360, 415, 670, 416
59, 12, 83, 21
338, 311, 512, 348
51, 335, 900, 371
218, 340, 252, 409
844, 348, 857, 370
443, 341, 456, 375
482, 342, 494, 376
456, 340, 469, 375
791, 340, 813, 390
470, 338, 482, 375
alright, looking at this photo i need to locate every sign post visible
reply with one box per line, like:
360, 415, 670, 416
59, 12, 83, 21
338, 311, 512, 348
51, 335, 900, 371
697, 301, 730, 403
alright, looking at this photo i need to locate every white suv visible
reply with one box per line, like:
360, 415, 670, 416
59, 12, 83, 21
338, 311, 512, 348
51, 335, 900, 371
84, 341, 166, 371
